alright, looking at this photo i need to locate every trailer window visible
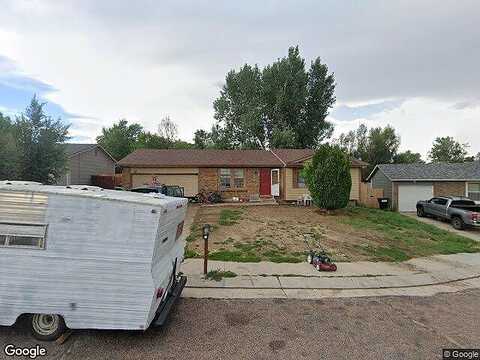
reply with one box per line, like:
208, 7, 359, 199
0, 223, 47, 249
8, 236, 45, 248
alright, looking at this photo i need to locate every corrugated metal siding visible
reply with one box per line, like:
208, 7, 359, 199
0, 189, 188, 330
371, 170, 392, 199
0, 190, 48, 223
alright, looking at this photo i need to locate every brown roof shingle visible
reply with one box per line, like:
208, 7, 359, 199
118, 149, 283, 167
118, 148, 368, 168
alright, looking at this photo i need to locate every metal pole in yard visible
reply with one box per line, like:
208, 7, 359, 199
202, 224, 210, 275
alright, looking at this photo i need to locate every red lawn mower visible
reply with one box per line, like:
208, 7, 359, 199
307, 250, 337, 272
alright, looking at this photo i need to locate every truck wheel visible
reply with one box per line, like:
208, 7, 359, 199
29, 314, 67, 341
416, 207, 425, 217
451, 217, 465, 230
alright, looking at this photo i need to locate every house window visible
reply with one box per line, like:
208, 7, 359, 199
219, 169, 231, 188
233, 169, 245, 188
468, 183, 480, 201
293, 169, 306, 188
219, 169, 245, 190
0, 223, 47, 249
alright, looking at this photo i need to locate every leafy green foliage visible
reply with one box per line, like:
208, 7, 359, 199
193, 129, 212, 149
303, 144, 352, 210
206, 46, 335, 149
393, 150, 424, 164
97, 119, 195, 160
205, 270, 237, 281
336, 124, 400, 173
428, 136, 469, 163
14, 96, 69, 184
96, 119, 143, 160
0, 113, 20, 180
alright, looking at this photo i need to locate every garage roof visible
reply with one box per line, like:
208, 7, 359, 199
367, 162, 480, 181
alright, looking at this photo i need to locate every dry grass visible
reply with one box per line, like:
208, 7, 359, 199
184, 205, 480, 263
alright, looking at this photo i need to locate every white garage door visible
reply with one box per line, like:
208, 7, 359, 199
397, 183, 433, 212
132, 174, 198, 197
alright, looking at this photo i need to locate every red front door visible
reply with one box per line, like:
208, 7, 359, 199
259, 168, 271, 195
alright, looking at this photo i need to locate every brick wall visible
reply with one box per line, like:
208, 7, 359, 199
198, 167, 260, 200
433, 182, 466, 197
198, 168, 218, 192
122, 168, 132, 189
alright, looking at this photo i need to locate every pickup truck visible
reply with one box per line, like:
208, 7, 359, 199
416, 196, 480, 230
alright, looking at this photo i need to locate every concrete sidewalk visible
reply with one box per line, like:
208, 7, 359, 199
181, 253, 480, 299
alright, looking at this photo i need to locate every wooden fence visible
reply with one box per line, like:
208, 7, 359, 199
91, 174, 123, 189
359, 182, 384, 208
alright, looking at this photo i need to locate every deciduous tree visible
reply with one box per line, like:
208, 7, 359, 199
428, 136, 469, 163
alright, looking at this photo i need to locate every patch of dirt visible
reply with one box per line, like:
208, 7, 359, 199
268, 340, 286, 352
187, 205, 386, 261
224, 312, 251, 327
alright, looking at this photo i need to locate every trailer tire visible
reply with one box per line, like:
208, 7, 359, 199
29, 314, 67, 341
451, 216, 465, 230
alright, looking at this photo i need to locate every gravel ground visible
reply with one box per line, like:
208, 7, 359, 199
1, 289, 479, 360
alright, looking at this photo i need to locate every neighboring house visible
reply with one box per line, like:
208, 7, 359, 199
118, 149, 367, 202
366, 162, 480, 212
57, 144, 117, 186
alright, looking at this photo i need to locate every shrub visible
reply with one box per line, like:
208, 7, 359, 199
303, 144, 352, 210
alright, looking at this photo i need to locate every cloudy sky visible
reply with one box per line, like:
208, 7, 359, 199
0, 0, 479, 159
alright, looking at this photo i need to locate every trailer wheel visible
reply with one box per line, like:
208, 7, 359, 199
451, 217, 465, 230
29, 314, 67, 341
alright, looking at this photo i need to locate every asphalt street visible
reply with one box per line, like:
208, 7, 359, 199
1, 289, 479, 360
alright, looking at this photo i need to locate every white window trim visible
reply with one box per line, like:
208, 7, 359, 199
466, 182, 480, 200
0, 222, 48, 250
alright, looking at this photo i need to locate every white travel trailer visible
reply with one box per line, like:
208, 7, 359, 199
0, 181, 188, 340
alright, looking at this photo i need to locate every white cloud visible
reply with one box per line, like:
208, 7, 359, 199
331, 98, 480, 159
0, 0, 479, 150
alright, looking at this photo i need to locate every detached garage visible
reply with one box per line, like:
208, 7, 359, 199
367, 162, 480, 211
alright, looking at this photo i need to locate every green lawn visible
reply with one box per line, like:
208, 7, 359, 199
341, 207, 480, 261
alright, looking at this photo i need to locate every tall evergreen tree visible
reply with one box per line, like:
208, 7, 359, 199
14, 96, 70, 183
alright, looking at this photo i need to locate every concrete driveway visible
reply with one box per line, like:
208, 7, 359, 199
404, 212, 480, 242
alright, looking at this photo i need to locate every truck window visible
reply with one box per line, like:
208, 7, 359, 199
0, 223, 47, 249
431, 198, 447, 205
451, 200, 476, 207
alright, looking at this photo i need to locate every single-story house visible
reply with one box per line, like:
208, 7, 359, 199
366, 162, 480, 211
56, 144, 117, 186
118, 149, 368, 202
